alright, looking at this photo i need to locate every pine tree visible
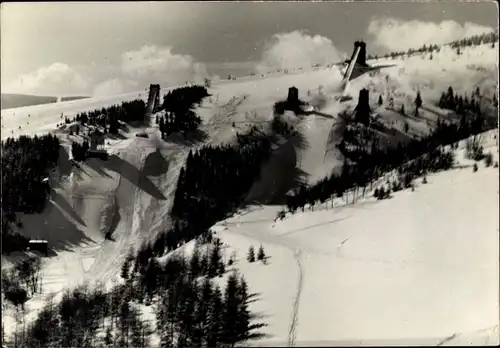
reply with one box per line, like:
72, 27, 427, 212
236, 277, 250, 341
458, 96, 464, 114
121, 260, 130, 280
400, 104, 405, 115
191, 277, 213, 346
228, 251, 236, 266
218, 260, 226, 276
221, 272, 240, 346
206, 286, 223, 347
200, 251, 210, 276
438, 92, 446, 108
247, 246, 255, 263
159, 116, 165, 138
104, 325, 113, 346
378, 95, 383, 106
117, 300, 131, 347
209, 243, 223, 278
177, 279, 197, 346
414, 91, 423, 116
157, 287, 176, 347
257, 245, 266, 262
130, 308, 149, 348
190, 245, 201, 278
447, 86, 454, 100
191, 299, 205, 347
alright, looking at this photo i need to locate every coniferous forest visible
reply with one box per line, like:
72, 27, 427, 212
157, 85, 209, 138
1, 134, 60, 215
1, 134, 60, 254
11, 233, 262, 348
150, 126, 273, 257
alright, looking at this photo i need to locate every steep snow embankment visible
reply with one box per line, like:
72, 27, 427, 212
2, 132, 190, 338
70, 133, 188, 288
217, 133, 499, 346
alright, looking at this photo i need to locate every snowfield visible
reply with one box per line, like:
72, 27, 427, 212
1, 41, 499, 345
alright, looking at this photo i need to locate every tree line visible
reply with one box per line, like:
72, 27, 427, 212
370, 31, 498, 62
368, 43, 441, 61
62, 99, 147, 134
449, 31, 498, 49
438, 86, 485, 118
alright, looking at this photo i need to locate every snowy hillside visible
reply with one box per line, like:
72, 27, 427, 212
213, 131, 499, 346
1, 40, 498, 345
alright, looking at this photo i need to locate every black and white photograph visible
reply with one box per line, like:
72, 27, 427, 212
1, 1, 499, 347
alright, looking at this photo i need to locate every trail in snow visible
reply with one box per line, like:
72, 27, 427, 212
287, 249, 303, 347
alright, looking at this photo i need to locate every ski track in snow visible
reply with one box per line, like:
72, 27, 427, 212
287, 249, 303, 347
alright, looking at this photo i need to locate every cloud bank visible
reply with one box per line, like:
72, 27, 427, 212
93, 45, 210, 96
368, 17, 495, 51
5, 63, 90, 96
4, 45, 211, 97
255, 30, 345, 73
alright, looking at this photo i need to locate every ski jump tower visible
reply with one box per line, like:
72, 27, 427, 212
146, 84, 161, 118
342, 41, 367, 84
339, 41, 395, 102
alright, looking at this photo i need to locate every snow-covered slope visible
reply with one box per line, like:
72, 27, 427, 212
213, 131, 499, 346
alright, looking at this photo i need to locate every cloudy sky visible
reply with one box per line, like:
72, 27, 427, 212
1, 1, 497, 97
